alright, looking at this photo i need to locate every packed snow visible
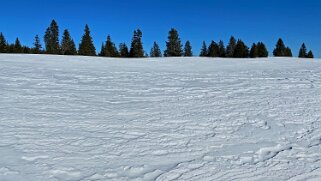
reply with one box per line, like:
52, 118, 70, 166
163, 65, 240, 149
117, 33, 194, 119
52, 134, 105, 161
0, 54, 321, 181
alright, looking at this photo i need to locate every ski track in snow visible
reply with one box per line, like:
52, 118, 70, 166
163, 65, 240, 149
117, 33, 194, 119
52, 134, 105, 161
0, 54, 321, 181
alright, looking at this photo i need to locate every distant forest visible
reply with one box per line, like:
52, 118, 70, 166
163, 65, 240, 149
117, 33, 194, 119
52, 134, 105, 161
0, 20, 314, 59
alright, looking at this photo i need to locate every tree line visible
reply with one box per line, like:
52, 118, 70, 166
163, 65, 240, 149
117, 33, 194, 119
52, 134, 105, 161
0, 20, 315, 59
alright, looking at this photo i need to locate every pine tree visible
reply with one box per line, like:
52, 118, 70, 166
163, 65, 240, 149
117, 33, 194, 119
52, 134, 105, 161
33, 35, 42, 54
103, 35, 119, 57
273, 38, 292, 57
0, 33, 7, 53
298, 43, 307, 58
257, 42, 268, 57
249, 43, 258, 58
44, 20, 60, 54
207, 41, 219, 57
233, 40, 249, 58
78, 24, 96, 56
307, 50, 314, 58
150, 41, 162, 57
183, 41, 193, 57
61, 29, 77, 55
99, 43, 105, 56
164, 28, 182, 57
129, 29, 144, 57
218, 40, 226, 57
200, 41, 208, 57
119, 43, 129, 57
285, 47, 293, 57
14, 38, 23, 53
226, 36, 237, 57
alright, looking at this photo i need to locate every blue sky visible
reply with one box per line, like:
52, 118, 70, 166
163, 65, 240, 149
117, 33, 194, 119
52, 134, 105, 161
0, 0, 320, 57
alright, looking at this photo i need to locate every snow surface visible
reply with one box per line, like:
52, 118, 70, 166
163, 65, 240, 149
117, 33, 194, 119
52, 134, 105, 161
0, 54, 321, 181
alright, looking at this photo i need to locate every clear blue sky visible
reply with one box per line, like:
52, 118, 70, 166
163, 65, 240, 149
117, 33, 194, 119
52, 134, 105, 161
1, 0, 320, 57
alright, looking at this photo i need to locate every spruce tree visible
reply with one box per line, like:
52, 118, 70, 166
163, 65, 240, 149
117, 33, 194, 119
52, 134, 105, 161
307, 50, 314, 58
119, 43, 129, 57
14, 38, 23, 53
226, 36, 237, 57
164, 28, 182, 57
99, 43, 105, 56
218, 40, 226, 57
183, 41, 193, 57
298, 43, 308, 58
129, 29, 144, 57
33, 35, 42, 54
44, 20, 60, 54
0, 33, 7, 53
78, 24, 96, 56
233, 40, 249, 58
207, 41, 219, 57
103, 35, 119, 57
61, 29, 77, 55
200, 41, 208, 57
257, 42, 268, 57
150, 41, 162, 57
250, 43, 258, 58
285, 47, 293, 57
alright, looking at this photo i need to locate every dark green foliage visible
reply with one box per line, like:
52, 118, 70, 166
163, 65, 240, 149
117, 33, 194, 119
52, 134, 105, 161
298, 43, 307, 58
183, 41, 193, 57
14, 38, 23, 53
101, 35, 119, 57
307, 50, 314, 58
44, 20, 60, 54
218, 40, 226, 57
226, 36, 237, 57
78, 24, 96, 56
99, 43, 105, 56
33, 35, 42, 54
257, 42, 268, 57
150, 41, 162, 57
0, 33, 7, 53
285, 47, 293, 57
207, 41, 219, 57
61, 29, 77, 55
129, 29, 144, 57
164, 28, 182, 57
22, 46, 31, 54
200, 41, 208, 57
233, 40, 249, 58
119, 43, 129, 57
250, 43, 258, 58
273, 38, 292, 57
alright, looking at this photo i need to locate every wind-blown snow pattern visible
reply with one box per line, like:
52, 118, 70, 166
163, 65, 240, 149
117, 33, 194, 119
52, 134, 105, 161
0, 54, 321, 181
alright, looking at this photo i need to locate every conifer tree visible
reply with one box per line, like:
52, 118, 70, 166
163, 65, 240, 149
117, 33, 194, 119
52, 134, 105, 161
183, 41, 193, 57
14, 38, 23, 53
44, 20, 60, 54
0, 33, 7, 53
103, 35, 119, 57
218, 40, 226, 57
307, 50, 314, 58
33, 35, 42, 54
200, 41, 208, 57
129, 29, 144, 57
99, 43, 105, 56
78, 24, 96, 56
250, 43, 258, 58
164, 28, 182, 57
119, 43, 129, 57
298, 43, 307, 58
61, 29, 77, 55
233, 40, 249, 58
285, 47, 293, 57
257, 42, 268, 57
207, 41, 219, 57
150, 41, 162, 57
226, 36, 237, 57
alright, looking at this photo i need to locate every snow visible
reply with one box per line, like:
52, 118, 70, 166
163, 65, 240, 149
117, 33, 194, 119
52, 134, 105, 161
0, 54, 321, 180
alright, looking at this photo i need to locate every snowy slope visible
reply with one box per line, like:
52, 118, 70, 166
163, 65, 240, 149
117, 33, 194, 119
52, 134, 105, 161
0, 54, 321, 181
